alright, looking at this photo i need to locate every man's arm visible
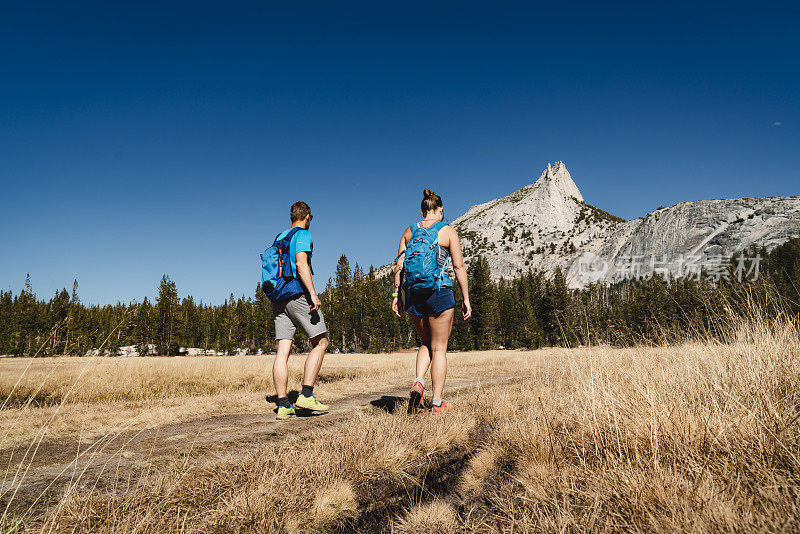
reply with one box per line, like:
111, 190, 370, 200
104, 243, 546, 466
296, 251, 320, 311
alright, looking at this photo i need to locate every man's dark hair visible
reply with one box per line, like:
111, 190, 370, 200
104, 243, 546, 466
290, 201, 311, 222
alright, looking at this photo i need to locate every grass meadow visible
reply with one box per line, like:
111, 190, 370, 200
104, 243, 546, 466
1, 308, 798, 532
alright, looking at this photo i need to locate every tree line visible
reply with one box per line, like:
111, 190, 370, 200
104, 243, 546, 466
1, 238, 798, 357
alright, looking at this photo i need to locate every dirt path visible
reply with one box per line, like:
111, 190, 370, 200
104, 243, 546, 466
0, 376, 516, 517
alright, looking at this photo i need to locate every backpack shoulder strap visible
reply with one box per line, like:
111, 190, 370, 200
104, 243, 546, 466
274, 227, 301, 279
279, 227, 301, 250
436, 254, 452, 289
429, 221, 446, 234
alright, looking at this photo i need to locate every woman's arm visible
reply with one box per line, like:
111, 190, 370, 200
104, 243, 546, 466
446, 226, 471, 319
391, 227, 412, 317
393, 227, 411, 293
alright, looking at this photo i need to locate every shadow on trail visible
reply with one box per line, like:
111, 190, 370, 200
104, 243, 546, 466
370, 396, 405, 413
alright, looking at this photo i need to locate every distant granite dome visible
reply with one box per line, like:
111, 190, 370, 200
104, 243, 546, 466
449, 162, 800, 288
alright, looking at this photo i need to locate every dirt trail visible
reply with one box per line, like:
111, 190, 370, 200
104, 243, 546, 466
0, 376, 515, 516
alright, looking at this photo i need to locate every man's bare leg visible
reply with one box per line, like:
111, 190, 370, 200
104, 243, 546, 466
273, 338, 294, 399
302, 333, 329, 387
295, 333, 330, 412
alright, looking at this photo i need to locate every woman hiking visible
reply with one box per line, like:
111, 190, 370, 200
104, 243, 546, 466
392, 189, 472, 414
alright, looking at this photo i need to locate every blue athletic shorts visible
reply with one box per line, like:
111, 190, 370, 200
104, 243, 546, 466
404, 288, 456, 317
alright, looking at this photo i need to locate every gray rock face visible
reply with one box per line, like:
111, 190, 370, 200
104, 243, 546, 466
451, 162, 800, 288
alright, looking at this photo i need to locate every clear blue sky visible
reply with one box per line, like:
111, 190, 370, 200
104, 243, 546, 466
1, 1, 797, 304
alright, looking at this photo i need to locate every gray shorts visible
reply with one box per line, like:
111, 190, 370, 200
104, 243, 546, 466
274, 294, 328, 340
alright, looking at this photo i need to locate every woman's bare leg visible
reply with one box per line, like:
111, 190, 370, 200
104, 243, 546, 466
428, 308, 454, 400
410, 315, 431, 380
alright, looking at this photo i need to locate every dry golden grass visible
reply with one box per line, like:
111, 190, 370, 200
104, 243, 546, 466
18, 406, 478, 533
393, 499, 459, 534
0, 349, 543, 449
0, 349, 542, 407
309, 480, 358, 531
2, 310, 799, 532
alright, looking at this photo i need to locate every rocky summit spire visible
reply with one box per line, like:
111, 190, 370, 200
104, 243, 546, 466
534, 161, 583, 203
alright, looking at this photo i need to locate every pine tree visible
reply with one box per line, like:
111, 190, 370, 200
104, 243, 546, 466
254, 283, 274, 352
541, 267, 572, 345
18, 273, 37, 355
221, 293, 240, 354
64, 280, 79, 354
155, 275, 179, 355
766, 237, 800, 315
449, 278, 470, 350
50, 288, 70, 354
181, 295, 201, 348
350, 264, 365, 352
468, 256, 499, 349
136, 297, 153, 355
333, 255, 353, 350
335, 255, 351, 287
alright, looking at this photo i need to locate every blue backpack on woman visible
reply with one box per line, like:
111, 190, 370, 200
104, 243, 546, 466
261, 228, 305, 303
401, 221, 450, 292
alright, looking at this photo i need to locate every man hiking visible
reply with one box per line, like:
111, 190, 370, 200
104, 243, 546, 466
262, 201, 330, 420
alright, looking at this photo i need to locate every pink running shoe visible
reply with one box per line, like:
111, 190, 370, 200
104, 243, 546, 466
431, 401, 454, 415
408, 381, 425, 414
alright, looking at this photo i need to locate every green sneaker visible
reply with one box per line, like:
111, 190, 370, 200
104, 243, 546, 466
295, 394, 329, 412
276, 405, 296, 420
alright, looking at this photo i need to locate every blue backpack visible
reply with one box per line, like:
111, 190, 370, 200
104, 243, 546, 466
260, 228, 306, 303
400, 221, 451, 292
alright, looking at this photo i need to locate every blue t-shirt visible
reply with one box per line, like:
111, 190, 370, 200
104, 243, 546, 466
275, 227, 312, 282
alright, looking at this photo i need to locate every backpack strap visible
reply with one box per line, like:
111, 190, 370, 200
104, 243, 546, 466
284, 227, 315, 276
429, 221, 446, 234
436, 254, 451, 290
274, 227, 301, 249
283, 226, 302, 245
276, 227, 302, 278
394, 225, 414, 263
427, 222, 448, 289
414, 221, 446, 236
